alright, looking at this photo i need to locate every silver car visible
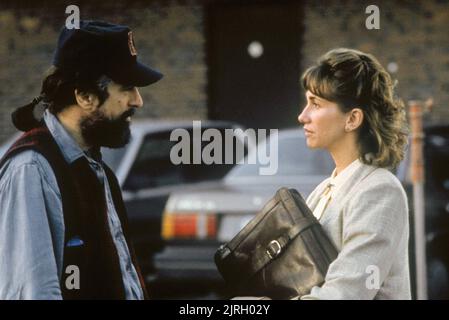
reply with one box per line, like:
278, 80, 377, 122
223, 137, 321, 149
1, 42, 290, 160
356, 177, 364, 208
154, 128, 334, 298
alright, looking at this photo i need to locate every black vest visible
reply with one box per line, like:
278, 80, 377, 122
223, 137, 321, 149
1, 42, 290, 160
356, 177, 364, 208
0, 126, 149, 299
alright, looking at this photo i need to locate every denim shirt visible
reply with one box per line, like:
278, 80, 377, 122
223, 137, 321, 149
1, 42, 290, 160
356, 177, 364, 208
0, 110, 144, 300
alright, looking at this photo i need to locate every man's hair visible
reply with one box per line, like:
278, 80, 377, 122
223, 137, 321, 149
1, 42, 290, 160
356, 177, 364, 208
302, 48, 408, 170
41, 66, 112, 114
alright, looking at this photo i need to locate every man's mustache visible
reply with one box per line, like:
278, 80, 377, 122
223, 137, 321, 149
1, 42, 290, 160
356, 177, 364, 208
120, 108, 136, 121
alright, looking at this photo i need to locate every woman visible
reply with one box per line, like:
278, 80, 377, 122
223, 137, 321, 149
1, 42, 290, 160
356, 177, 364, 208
297, 48, 410, 299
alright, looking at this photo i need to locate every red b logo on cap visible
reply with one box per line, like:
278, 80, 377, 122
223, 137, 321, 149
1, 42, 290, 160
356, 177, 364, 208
128, 31, 138, 56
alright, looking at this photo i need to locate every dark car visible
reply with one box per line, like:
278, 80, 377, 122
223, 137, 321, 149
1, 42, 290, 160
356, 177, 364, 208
407, 125, 449, 299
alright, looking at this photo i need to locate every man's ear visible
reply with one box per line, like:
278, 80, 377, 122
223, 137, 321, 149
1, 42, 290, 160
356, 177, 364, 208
345, 108, 364, 132
74, 89, 98, 112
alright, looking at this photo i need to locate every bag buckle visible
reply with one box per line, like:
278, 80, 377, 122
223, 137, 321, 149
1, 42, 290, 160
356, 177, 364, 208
266, 240, 282, 259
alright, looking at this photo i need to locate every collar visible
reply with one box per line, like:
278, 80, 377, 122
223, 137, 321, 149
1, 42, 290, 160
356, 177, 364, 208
43, 109, 88, 164
328, 158, 364, 195
85, 148, 103, 163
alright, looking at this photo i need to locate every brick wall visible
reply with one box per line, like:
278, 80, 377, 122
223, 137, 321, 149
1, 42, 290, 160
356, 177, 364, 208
0, 1, 207, 143
301, 0, 449, 124
1, 0, 448, 144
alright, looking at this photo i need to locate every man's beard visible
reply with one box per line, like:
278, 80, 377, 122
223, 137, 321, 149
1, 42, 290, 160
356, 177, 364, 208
80, 108, 135, 149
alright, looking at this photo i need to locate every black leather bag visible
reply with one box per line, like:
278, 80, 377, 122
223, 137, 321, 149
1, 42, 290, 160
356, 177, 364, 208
214, 187, 338, 299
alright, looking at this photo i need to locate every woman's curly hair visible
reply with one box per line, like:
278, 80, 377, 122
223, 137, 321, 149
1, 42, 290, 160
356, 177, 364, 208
302, 48, 408, 169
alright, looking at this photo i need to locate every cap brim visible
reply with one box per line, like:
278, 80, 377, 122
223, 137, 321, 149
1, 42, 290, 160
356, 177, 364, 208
108, 61, 163, 87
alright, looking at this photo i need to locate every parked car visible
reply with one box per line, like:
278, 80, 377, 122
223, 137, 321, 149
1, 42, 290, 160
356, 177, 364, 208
154, 128, 334, 298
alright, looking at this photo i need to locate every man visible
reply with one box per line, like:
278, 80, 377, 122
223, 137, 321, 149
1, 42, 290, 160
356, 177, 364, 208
0, 20, 163, 299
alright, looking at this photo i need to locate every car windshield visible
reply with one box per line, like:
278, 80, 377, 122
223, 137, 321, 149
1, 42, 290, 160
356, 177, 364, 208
123, 127, 246, 191
226, 131, 334, 178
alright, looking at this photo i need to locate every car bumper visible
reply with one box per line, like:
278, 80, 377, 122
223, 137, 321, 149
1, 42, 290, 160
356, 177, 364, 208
151, 244, 223, 283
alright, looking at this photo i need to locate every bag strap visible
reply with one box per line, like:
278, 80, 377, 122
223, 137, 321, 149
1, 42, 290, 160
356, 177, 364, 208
225, 196, 279, 252
250, 189, 318, 277
279, 188, 313, 220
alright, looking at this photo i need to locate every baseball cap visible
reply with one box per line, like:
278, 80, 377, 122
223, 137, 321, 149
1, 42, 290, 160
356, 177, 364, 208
11, 20, 163, 132
53, 20, 163, 86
